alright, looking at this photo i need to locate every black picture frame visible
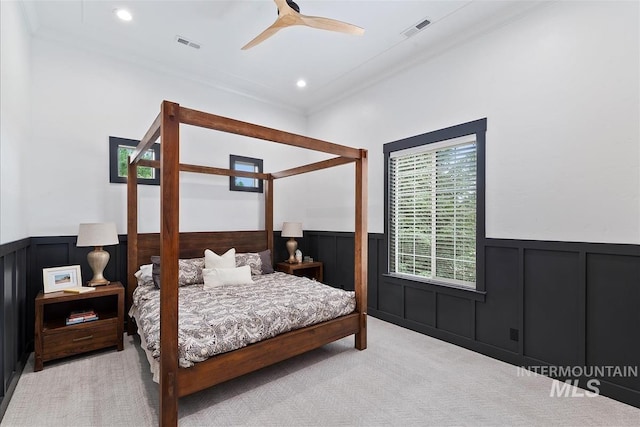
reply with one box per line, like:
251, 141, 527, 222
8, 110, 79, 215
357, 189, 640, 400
109, 136, 160, 185
229, 155, 263, 193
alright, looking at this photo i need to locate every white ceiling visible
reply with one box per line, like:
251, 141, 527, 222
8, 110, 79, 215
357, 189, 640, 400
23, 0, 543, 114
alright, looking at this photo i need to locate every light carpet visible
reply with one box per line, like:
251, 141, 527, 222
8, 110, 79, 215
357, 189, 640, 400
2, 317, 639, 426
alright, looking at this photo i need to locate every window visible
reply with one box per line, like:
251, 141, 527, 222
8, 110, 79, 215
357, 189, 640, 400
384, 119, 486, 290
229, 155, 263, 193
109, 136, 160, 185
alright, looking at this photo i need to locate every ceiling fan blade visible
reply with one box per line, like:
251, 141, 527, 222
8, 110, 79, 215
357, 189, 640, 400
299, 14, 365, 35
242, 23, 284, 50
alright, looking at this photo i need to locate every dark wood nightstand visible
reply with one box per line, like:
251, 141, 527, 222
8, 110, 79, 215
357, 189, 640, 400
276, 261, 323, 282
34, 282, 124, 371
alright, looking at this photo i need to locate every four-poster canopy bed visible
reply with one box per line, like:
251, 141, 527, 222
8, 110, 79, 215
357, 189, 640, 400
126, 100, 368, 427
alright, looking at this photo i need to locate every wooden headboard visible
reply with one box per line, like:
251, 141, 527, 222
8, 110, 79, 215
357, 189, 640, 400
134, 230, 269, 270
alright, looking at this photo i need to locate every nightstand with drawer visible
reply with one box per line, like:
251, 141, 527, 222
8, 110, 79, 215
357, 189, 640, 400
276, 261, 323, 282
34, 282, 124, 371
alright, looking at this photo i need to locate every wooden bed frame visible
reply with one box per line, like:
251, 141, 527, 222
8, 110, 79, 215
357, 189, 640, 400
127, 101, 367, 426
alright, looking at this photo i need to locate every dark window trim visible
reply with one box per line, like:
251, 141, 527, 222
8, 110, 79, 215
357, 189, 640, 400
383, 118, 487, 292
109, 136, 160, 185
229, 155, 263, 193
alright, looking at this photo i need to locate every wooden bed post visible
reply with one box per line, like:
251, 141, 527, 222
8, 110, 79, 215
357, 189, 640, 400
265, 176, 274, 263
355, 149, 368, 350
159, 101, 180, 427
126, 158, 138, 336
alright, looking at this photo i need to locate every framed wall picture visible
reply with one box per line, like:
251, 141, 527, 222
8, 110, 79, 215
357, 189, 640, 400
42, 265, 83, 293
230, 155, 263, 193
109, 136, 160, 185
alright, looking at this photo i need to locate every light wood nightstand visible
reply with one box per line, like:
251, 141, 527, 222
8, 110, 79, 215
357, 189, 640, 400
276, 261, 323, 282
34, 282, 124, 371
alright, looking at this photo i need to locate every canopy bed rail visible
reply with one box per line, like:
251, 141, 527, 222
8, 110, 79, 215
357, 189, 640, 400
127, 100, 367, 427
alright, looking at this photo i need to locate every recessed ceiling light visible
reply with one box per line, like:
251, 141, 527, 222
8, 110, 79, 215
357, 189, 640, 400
115, 9, 132, 22
296, 79, 307, 88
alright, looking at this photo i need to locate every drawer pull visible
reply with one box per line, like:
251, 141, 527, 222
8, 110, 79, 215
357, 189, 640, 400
73, 335, 93, 342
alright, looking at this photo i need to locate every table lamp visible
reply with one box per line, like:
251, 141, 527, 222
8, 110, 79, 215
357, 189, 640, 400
77, 222, 119, 286
281, 222, 303, 263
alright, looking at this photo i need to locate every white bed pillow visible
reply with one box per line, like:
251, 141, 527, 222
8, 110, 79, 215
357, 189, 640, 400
203, 265, 253, 288
135, 264, 153, 283
204, 248, 236, 269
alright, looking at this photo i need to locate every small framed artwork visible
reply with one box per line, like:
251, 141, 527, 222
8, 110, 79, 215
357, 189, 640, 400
109, 136, 161, 185
230, 155, 263, 193
42, 265, 83, 293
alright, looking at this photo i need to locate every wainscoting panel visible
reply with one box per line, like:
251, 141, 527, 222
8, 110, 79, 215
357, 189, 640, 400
336, 236, 355, 291
436, 294, 473, 338
475, 246, 519, 353
316, 234, 340, 287
586, 253, 640, 392
378, 280, 403, 317
405, 287, 435, 327
0, 238, 29, 420
367, 235, 385, 311
523, 249, 581, 366
301, 231, 363, 291
2, 255, 12, 392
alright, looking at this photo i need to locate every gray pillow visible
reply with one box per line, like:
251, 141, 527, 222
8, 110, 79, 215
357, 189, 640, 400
259, 250, 274, 274
151, 256, 161, 288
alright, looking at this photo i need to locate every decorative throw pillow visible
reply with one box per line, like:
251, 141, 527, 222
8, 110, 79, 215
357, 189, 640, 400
204, 248, 236, 269
202, 265, 253, 288
258, 249, 274, 274
150, 256, 205, 289
178, 258, 205, 286
235, 253, 263, 276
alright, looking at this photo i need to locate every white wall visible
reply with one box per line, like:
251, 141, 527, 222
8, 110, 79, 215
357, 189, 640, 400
0, 1, 31, 244
306, 1, 640, 244
27, 37, 310, 237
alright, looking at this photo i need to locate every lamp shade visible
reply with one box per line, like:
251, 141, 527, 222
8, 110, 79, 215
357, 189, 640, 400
77, 222, 119, 247
281, 222, 303, 238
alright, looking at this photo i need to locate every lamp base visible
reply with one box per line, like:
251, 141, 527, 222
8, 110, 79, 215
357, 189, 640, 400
88, 279, 110, 287
286, 238, 298, 264
87, 246, 111, 286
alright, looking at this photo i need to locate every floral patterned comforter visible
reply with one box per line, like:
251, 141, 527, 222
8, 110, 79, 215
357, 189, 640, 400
132, 272, 356, 368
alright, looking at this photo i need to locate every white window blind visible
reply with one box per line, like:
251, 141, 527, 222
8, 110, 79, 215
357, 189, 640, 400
389, 138, 477, 287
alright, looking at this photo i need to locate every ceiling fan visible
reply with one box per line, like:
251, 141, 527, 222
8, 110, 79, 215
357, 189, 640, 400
242, 0, 365, 50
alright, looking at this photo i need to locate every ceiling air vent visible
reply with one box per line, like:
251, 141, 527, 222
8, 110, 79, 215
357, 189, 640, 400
402, 18, 431, 39
176, 35, 201, 50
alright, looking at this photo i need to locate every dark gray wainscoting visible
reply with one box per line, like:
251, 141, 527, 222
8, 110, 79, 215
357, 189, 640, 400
0, 238, 29, 420
4, 232, 639, 417
372, 238, 640, 409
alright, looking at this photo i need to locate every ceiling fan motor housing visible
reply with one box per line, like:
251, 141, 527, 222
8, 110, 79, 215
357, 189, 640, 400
283, 0, 300, 13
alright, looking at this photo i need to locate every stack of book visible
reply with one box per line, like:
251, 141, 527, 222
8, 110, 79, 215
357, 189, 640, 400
65, 309, 99, 325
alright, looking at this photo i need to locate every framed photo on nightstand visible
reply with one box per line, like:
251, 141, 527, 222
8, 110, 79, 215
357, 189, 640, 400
42, 265, 82, 293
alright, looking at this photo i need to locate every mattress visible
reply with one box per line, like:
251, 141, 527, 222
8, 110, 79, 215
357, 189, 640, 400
131, 272, 356, 374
